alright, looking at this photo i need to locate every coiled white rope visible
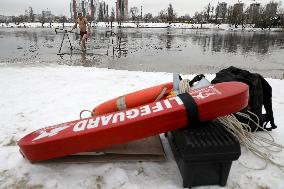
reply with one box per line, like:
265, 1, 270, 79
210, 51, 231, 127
218, 112, 284, 171
179, 79, 191, 93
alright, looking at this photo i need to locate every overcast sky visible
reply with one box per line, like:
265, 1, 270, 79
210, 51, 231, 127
0, 0, 280, 17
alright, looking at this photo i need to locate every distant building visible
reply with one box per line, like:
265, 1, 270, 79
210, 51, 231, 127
34, 14, 42, 22
42, 9, 53, 21
116, 0, 128, 21
23, 7, 35, 22
233, 3, 244, 14
248, 3, 260, 24
42, 10, 52, 18
249, 3, 261, 14
265, 2, 278, 16
230, 2, 244, 25
215, 2, 227, 22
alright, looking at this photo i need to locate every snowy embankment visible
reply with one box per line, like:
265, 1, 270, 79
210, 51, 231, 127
1, 22, 283, 32
0, 65, 284, 189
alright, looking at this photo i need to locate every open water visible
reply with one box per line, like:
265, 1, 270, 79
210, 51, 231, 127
0, 27, 284, 78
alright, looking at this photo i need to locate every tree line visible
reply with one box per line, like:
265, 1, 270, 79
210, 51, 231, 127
7, 15, 68, 25
0, 6, 68, 27
127, 1, 283, 28
2, 1, 283, 29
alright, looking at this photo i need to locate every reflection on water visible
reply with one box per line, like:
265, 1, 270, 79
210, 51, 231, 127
0, 28, 283, 77
53, 29, 284, 61
191, 31, 284, 55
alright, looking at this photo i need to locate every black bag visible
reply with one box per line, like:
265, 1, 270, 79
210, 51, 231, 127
211, 66, 277, 131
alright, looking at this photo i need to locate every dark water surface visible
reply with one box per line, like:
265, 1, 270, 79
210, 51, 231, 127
0, 28, 284, 78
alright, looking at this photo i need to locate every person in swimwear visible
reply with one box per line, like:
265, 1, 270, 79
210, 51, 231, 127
71, 12, 90, 50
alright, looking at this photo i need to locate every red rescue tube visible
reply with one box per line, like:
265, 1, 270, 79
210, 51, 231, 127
93, 82, 173, 116
18, 82, 249, 162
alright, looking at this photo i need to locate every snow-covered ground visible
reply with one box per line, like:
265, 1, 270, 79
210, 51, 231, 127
0, 65, 284, 189
1, 22, 283, 32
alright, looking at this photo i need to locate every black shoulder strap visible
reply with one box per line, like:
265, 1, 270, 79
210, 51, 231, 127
256, 74, 277, 130
188, 74, 205, 87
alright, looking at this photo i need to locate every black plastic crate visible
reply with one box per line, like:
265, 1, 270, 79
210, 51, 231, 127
167, 120, 241, 188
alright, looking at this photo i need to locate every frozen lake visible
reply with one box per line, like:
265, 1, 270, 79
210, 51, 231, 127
0, 27, 284, 78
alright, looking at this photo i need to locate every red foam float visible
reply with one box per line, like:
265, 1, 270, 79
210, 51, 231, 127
18, 82, 249, 162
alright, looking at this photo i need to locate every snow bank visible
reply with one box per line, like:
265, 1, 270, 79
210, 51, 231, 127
0, 65, 284, 189
1, 22, 283, 32
95, 22, 213, 29
0, 22, 75, 28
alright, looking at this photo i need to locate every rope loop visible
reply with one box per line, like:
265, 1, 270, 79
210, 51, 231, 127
79, 110, 93, 119
218, 113, 284, 172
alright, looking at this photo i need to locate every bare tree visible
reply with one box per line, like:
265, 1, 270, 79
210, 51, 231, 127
14, 15, 28, 24
263, 1, 279, 28
40, 12, 46, 27
215, 6, 219, 23
159, 9, 168, 22
152, 16, 160, 23
221, 5, 227, 22
59, 16, 67, 27
227, 5, 233, 25
129, 7, 140, 21
281, 14, 284, 28
247, 3, 261, 25
176, 14, 191, 23
210, 6, 214, 21
98, 3, 104, 21
110, 8, 115, 22
144, 13, 153, 23
90, 0, 95, 21
230, 3, 245, 27
193, 11, 205, 28
102, 4, 109, 22
110, 8, 115, 27
167, 4, 176, 22
194, 11, 203, 23
279, 6, 284, 28
103, 2, 106, 16
29, 7, 34, 22
205, 3, 211, 22
49, 16, 53, 28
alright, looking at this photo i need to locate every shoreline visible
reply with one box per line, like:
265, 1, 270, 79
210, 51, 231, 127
1, 22, 284, 32
1, 62, 283, 80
